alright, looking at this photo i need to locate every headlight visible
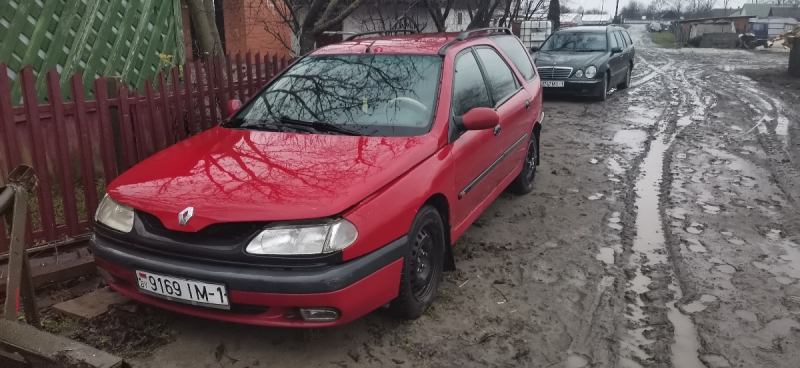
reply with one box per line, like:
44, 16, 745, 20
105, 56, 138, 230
95, 195, 134, 232
575, 70, 584, 78
585, 66, 597, 78
245, 219, 358, 255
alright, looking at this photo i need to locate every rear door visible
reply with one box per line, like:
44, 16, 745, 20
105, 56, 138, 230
473, 47, 532, 183
449, 50, 505, 225
608, 31, 626, 84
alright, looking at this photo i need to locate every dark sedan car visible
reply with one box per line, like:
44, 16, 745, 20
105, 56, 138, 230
531, 25, 635, 101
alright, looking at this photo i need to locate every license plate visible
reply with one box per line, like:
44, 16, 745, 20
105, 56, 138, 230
136, 270, 229, 309
542, 81, 565, 87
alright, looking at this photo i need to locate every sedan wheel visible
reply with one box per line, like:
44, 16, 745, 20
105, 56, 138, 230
596, 74, 609, 102
619, 66, 632, 90
390, 205, 445, 319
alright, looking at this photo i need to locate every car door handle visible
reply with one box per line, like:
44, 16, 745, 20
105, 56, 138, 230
525, 100, 530, 110
493, 125, 501, 136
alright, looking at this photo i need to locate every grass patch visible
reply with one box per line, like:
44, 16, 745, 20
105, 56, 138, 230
651, 31, 680, 48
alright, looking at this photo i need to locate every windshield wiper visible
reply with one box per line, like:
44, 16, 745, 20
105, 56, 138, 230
276, 116, 362, 136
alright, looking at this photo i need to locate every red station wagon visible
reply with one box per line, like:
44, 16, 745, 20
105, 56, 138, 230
91, 28, 544, 327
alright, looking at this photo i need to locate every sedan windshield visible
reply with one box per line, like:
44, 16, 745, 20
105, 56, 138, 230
226, 55, 442, 137
541, 33, 608, 52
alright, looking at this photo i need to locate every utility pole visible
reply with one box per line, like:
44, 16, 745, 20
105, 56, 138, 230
613, 0, 621, 24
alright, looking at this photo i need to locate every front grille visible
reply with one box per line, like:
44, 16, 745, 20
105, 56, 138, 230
136, 210, 263, 247
537, 66, 573, 79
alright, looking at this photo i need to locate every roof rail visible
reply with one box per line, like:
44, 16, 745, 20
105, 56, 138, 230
344, 29, 417, 41
456, 27, 512, 40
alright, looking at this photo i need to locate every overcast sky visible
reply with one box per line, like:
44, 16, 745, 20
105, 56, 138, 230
574, 0, 754, 13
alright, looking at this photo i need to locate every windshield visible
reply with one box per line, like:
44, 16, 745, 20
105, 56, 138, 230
226, 55, 442, 137
541, 32, 608, 52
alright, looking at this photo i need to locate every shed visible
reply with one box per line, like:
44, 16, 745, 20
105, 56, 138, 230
560, 13, 583, 27
750, 17, 800, 39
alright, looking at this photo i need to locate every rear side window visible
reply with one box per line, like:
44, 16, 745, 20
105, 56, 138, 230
475, 48, 519, 105
623, 31, 633, 45
492, 36, 536, 81
609, 31, 620, 48
451, 51, 492, 116
615, 31, 627, 47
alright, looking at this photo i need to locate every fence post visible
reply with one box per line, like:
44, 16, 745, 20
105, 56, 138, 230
2, 165, 39, 327
104, 77, 127, 172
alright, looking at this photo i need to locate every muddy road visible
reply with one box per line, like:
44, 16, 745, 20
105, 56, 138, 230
128, 26, 799, 367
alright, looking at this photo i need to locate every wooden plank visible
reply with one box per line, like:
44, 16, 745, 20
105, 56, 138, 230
69, 73, 99, 222
132, 90, 152, 158
170, 67, 186, 141
183, 63, 198, 136
245, 51, 254, 98
0, 256, 96, 296
0, 64, 21, 166
144, 80, 165, 152
20, 67, 57, 240
272, 54, 278, 79
94, 77, 119, 183
206, 57, 219, 125
46, 71, 80, 236
226, 54, 236, 104
255, 52, 263, 91
236, 52, 245, 101
52, 287, 131, 320
157, 73, 174, 147
116, 87, 138, 168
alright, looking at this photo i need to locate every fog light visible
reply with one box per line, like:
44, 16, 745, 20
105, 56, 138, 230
299, 307, 340, 322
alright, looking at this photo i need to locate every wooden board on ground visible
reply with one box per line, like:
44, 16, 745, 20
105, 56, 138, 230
52, 287, 130, 320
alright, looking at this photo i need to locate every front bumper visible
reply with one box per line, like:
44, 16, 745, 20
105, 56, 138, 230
541, 79, 603, 96
90, 234, 406, 327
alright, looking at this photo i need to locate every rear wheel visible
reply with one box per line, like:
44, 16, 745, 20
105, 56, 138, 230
508, 133, 538, 194
618, 65, 632, 90
390, 205, 445, 319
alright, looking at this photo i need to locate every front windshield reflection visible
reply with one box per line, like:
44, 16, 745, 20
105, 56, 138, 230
228, 55, 442, 137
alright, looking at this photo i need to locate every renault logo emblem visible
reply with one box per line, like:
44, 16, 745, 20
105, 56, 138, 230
178, 207, 194, 226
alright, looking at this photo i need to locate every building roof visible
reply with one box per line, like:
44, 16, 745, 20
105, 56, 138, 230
582, 14, 613, 22
751, 17, 800, 24
708, 8, 738, 18
560, 13, 582, 23
740, 4, 795, 17
769, 6, 800, 18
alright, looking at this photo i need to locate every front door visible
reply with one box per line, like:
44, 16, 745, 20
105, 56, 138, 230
449, 50, 506, 225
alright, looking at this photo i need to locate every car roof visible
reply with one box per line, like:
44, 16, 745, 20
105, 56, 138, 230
555, 26, 624, 33
312, 33, 462, 56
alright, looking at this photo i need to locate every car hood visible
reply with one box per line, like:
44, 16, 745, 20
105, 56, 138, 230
534, 51, 607, 69
108, 127, 438, 231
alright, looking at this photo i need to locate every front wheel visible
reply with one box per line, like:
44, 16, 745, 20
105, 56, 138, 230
390, 205, 445, 320
618, 65, 632, 90
508, 133, 539, 194
596, 74, 609, 101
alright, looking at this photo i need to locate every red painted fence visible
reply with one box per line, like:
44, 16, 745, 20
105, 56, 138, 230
0, 52, 292, 254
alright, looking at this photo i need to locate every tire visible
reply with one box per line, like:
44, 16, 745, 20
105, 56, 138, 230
508, 133, 538, 194
596, 73, 609, 101
618, 65, 632, 90
390, 205, 445, 320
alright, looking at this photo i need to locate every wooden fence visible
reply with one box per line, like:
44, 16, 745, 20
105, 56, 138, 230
0, 52, 293, 254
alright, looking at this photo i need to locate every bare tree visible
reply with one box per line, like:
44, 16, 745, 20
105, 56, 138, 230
423, 0, 456, 32
584, 8, 606, 14
621, 0, 645, 19
466, 0, 503, 29
249, 0, 367, 56
549, 0, 561, 29
351, 0, 429, 32
186, 0, 224, 56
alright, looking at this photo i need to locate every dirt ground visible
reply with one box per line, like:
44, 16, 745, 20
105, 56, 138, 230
58, 26, 798, 367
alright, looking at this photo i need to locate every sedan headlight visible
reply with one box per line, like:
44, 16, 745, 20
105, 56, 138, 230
585, 66, 597, 79
95, 195, 134, 232
575, 70, 584, 78
245, 219, 358, 255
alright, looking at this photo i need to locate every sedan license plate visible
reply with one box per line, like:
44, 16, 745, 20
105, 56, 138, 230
542, 81, 565, 87
136, 270, 229, 309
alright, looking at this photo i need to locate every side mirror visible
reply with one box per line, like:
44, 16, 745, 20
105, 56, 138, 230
530, 46, 539, 53
456, 107, 499, 131
611, 47, 623, 54
226, 99, 242, 117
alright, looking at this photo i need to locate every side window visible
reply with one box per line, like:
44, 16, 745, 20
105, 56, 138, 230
492, 35, 536, 81
475, 48, 519, 105
609, 31, 619, 48
623, 31, 633, 46
451, 51, 492, 117
613, 31, 624, 48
